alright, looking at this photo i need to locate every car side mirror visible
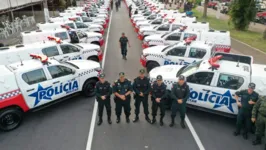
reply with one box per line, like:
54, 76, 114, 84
71, 69, 76, 74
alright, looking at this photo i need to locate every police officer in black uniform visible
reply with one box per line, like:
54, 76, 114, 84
95, 73, 112, 125
151, 75, 167, 126
129, 4, 132, 17
119, 33, 130, 60
170, 75, 190, 128
132, 69, 151, 123
113, 72, 133, 123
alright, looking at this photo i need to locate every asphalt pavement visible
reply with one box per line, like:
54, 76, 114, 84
1, 2, 266, 150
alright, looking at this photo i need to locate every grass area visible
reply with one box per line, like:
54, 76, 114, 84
192, 9, 266, 52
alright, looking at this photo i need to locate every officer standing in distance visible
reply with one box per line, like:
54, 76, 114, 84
251, 96, 266, 148
170, 75, 190, 128
129, 4, 132, 17
119, 33, 130, 60
95, 73, 112, 125
132, 69, 151, 123
151, 75, 167, 126
234, 83, 259, 139
113, 72, 133, 123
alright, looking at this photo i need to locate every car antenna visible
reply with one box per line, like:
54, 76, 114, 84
18, 55, 23, 66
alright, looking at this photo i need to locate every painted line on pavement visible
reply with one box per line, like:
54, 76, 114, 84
85, 11, 113, 150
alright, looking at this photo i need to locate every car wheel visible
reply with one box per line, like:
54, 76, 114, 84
0, 108, 23, 131
82, 79, 97, 97
146, 62, 159, 73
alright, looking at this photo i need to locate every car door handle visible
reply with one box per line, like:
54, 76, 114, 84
53, 81, 60, 84
64, 56, 69, 58
27, 88, 35, 92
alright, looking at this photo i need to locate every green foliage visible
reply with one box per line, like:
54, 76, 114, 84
229, 0, 256, 30
58, 0, 66, 8
72, 0, 77, 6
263, 29, 266, 40
66, 0, 71, 7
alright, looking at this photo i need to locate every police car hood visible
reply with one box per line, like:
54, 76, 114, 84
76, 43, 100, 51
139, 26, 154, 32
136, 20, 149, 26
145, 34, 163, 41
143, 45, 167, 55
67, 60, 100, 70
89, 24, 102, 28
84, 32, 102, 37
134, 16, 145, 21
149, 65, 184, 80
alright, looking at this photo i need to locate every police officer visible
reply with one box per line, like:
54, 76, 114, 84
151, 75, 167, 126
234, 83, 259, 139
113, 72, 133, 123
132, 69, 151, 123
110, 0, 113, 10
170, 75, 190, 128
119, 33, 130, 60
95, 73, 112, 125
252, 96, 266, 148
129, 4, 132, 17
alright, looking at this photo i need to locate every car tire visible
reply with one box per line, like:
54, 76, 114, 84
82, 79, 98, 97
87, 56, 99, 62
0, 108, 23, 132
146, 61, 159, 73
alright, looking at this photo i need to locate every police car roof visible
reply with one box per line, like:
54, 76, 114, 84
178, 40, 214, 49
7, 58, 60, 72
21, 29, 67, 35
198, 60, 251, 76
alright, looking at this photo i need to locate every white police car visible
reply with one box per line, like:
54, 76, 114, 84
149, 52, 266, 116
132, 13, 162, 28
134, 17, 170, 33
0, 54, 102, 131
140, 39, 215, 72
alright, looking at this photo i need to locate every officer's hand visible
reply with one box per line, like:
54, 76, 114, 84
177, 99, 183, 104
121, 95, 126, 100
237, 102, 242, 107
248, 100, 255, 105
251, 118, 256, 123
140, 92, 143, 96
101, 96, 106, 100
156, 98, 160, 103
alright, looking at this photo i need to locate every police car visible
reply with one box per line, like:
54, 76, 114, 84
0, 54, 101, 131
137, 20, 185, 40
135, 17, 171, 33
149, 52, 266, 116
0, 37, 103, 64
20, 29, 104, 47
132, 12, 163, 28
140, 39, 216, 72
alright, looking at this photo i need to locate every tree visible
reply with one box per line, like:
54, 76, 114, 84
72, 0, 77, 6
203, 0, 209, 18
66, 0, 71, 7
58, 0, 66, 9
229, 0, 256, 30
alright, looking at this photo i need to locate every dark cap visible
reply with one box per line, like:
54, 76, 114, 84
178, 75, 185, 80
99, 73, 105, 78
248, 83, 256, 90
119, 72, 125, 76
156, 75, 163, 80
139, 69, 145, 74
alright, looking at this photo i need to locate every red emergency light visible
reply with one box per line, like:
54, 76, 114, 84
61, 25, 71, 30
180, 26, 187, 31
30, 54, 48, 63
69, 18, 76, 21
208, 55, 223, 68
76, 13, 82, 16
162, 14, 167, 18
169, 19, 175, 23
184, 36, 197, 45
47, 36, 62, 44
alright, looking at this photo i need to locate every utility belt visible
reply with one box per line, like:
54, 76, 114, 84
133, 93, 148, 99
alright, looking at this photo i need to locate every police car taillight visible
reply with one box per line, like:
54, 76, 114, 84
208, 55, 223, 68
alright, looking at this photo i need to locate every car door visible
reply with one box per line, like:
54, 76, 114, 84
58, 44, 83, 61
184, 47, 207, 64
20, 68, 56, 108
47, 65, 79, 99
156, 24, 170, 34
164, 32, 182, 45
163, 46, 187, 65
212, 73, 246, 115
186, 71, 216, 110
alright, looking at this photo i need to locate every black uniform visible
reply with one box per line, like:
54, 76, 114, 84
129, 5, 132, 17
119, 36, 129, 57
133, 76, 151, 121
110, 0, 113, 10
95, 81, 112, 120
170, 82, 190, 128
113, 79, 132, 122
151, 81, 167, 125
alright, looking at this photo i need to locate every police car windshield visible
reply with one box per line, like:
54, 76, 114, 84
161, 32, 169, 38
62, 62, 79, 69
176, 60, 202, 77
161, 44, 176, 52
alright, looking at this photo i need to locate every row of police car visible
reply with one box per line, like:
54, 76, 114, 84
125, 0, 266, 117
0, 0, 111, 131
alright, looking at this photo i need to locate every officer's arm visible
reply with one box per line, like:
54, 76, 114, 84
151, 84, 157, 99
107, 82, 112, 97
143, 78, 151, 95
183, 85, 190, 102
251, 93, 259, 103
112, 82, 120, 97
125, 81, 132, 96
161, 84, 167, 99
171, 84, 178, 100
132, 79, 141, 94
95, 83, 101, 98
126, 37, 131, 46
235, 90, 245, 102
252, 99, 262, 118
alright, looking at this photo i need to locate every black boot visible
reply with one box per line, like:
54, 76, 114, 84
180, 120, 186, 129
242, 132, 248, 140
124, 56, 127, 60
97, 118, 103, 126
145, 115, 151, 123
133, 115, 139, 123
126, 116, 130, 123
151, 116, 156, 124
252, 136, 262, 145
169, 117, 175, 127
116, 116, 120, 123
108, 116, 112, 124
160, 117, 164, 126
